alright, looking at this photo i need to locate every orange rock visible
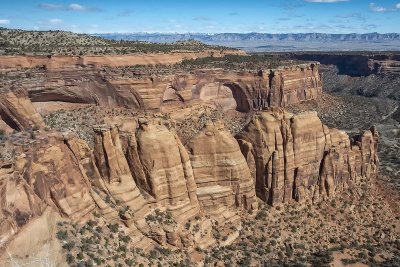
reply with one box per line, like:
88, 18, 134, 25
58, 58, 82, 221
236, 110, 379, 205
187, 121, 258, 213
0, 89, 45, 131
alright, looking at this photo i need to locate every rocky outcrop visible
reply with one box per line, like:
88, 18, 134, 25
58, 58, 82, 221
236, 110, 379, 205
3, 63, 321, 113
164, 64, 322, 112
0, 50, 243, 71
0, 89, 45, 131
368, 59, 400, 74
0, 132, 96, 247
186, 121, 257, 213
0, 105, 381, 265
126, 120, 200, 222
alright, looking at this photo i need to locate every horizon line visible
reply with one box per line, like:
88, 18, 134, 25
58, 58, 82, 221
1, 27, 400, 35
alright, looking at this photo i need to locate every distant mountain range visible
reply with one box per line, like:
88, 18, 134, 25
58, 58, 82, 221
94, 32, 400, 52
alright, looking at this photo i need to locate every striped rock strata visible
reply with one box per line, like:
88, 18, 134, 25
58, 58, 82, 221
0, 89, 45, 131
6, 63, 322, 113
236, 110, 379, 205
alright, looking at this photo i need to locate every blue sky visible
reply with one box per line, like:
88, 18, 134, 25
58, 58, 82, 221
0, 0, 399, 33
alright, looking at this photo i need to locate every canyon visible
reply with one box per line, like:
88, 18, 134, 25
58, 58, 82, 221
0, 50, 389, 266
1, 61, 322, 114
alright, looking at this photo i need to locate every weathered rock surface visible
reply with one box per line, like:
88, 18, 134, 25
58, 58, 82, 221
186, 121, 258, 213
3, 63, 322, 113
156, 63, 322, 112
0, 89, 45, 131
369, 59, 400, 74
0, 132, 96, 249
236, 110, 379, 205
125, 120, 200, 222
0, 108, 381, 266
0, 50, 243, 71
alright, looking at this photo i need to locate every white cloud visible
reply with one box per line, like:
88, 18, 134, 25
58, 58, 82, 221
369, 2, 400, 12
305, 0, 349, 2
38, 2, 101, 12
38, 3, 63, 10
369, 3, 387, 12
67, 3, 86, 11
48, 18, 63, 24
0, 19, 10, 25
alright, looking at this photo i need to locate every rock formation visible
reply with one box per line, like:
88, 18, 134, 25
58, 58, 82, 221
0, 50, 243, 71
125, 120, 200, 221
0, 56, 384, 266
368, 58, 400, 74
186, 121, 258, 213
236, 110, 379, 205
0, 89, 45, 131
6, 63, 322, 113
0, 132, 96, 251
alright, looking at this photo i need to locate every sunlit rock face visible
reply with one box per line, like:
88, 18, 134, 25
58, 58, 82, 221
3, 62, 321, 113
236, 110, 378, 205
186, 121, 258, 213
0, 89, 45, 131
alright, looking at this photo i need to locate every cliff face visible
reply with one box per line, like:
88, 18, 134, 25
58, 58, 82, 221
0, 61, 382, 265
293, 53, 400, 76
186, 121, 258, 213
1, 118, 261, 258
10, 63, 322, 113
0, 89, 45, 131
0, 133, 96, 248
0, 50, 243, 71
125, 120, 200, 222
368, 59, 400, 74
0, 108, 380, 264
236, 110, 379, 205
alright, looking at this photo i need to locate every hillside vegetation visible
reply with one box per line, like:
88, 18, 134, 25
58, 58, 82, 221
0, 28, 231, 55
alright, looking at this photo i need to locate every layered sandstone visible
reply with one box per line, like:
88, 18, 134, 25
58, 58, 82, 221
2, 63, 321, 113
125, 120, 200, 221
0, 50, 243, 71
236, 110, 379, 205
0, 89, 45, 131
0, 106, 381, 265
186, 121, 258, 213
0, 132, 96, 248
368, 59, 400, 74
159, 63, 322, 112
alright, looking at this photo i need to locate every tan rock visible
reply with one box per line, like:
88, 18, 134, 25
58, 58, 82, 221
187, 121, 258, 213
0, 89, 45, 131
127, 121, 200, 222
0, 132, 96, 250
8, 63, 321, 114
236, 110, 379, 205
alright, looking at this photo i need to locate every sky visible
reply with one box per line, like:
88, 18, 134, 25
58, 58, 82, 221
0, 0, 399, 34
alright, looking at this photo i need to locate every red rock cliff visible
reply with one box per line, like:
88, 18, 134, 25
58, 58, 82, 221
236, 110, 379, 205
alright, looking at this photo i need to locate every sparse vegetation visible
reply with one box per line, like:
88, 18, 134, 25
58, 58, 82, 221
0, 28, 231, 55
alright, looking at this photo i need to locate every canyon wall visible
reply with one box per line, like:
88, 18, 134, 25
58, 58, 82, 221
0, 50, 243, 71
368, 59, 400, 74
0, 62, 381, 265
0, 89, 45, 131
237, 110, 379, 205
3, 63, 322, 113
293, 53, 400, 76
